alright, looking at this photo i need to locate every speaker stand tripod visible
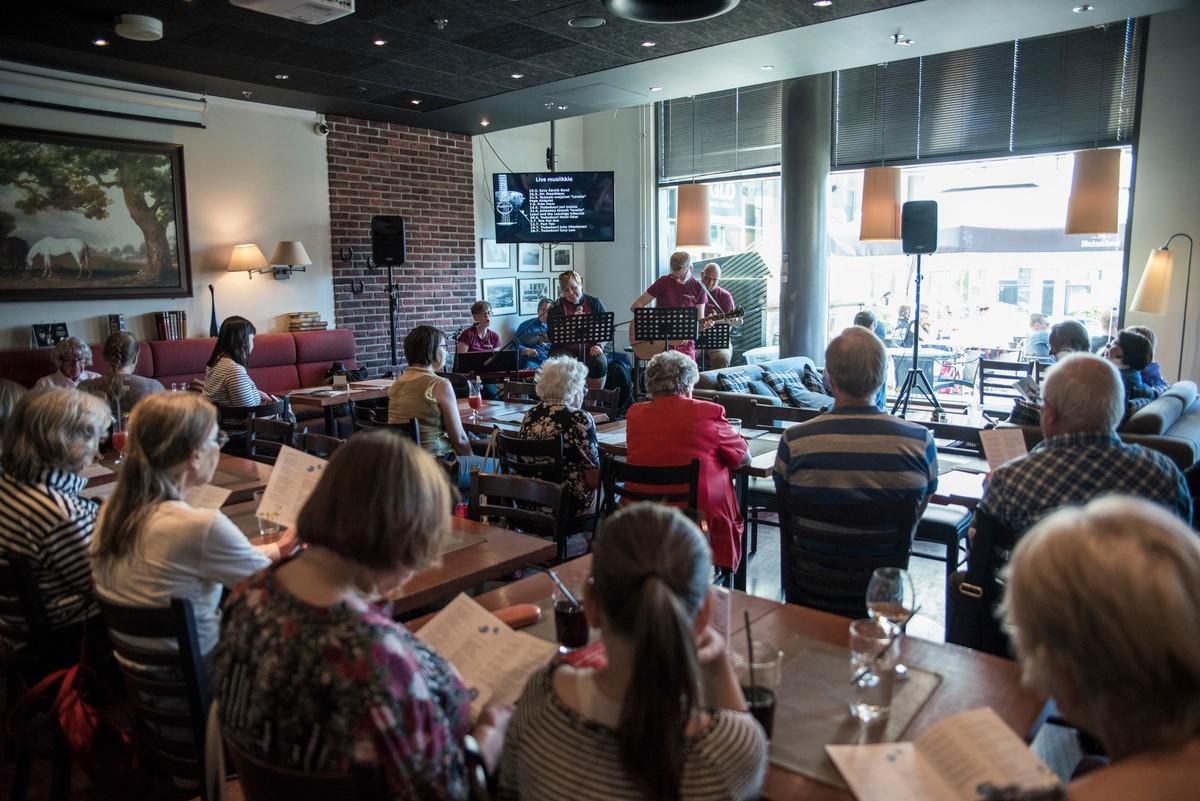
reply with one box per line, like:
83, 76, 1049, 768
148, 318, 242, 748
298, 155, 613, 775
385, 260, 399, 377
890, 254, 943, 418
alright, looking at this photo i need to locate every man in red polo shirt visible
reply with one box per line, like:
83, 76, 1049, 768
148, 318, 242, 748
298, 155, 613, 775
630, 251, 708, 361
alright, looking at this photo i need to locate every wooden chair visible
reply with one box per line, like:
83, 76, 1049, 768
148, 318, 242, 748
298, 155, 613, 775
777, 492, 920, 618
748, 399, 824, 431
501, 381, 538, 403
495, 432, 563, 484
468, 472, 573, 564
583, 388, 620, 420
351, 404, 381, 431
436, 371, 471, 400
978, 359, 1032, 409
218, 399, 287, 456
599, 453, 700, 518
246, 417, 296, 465
224, 735, 383, 801
945, 508, 1018, 658
96, 597, 212, 799
300, 431, 344, 459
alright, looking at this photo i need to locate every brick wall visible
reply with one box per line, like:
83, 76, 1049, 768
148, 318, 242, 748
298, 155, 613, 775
327, 116, 476, 375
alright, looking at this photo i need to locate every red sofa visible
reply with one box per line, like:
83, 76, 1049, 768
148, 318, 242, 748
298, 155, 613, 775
1, 329, 359, 394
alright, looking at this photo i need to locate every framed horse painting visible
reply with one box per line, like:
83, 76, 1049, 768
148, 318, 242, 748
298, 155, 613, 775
0, 126, 192, 300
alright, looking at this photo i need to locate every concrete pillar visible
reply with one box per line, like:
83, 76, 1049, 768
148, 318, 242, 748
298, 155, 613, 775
779, 74, 832, 361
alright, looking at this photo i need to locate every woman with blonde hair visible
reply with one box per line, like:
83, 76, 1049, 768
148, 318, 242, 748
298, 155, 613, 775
1003, 496, 1200, 800
0, 388, 110, 665
79, 330, 165, 416
34, 336, 100, 389
215, 431, 510, 798
91, 392, 291, 664
517, 355, 599, 515
499, 504, 766, 801
546, 270, 609, 388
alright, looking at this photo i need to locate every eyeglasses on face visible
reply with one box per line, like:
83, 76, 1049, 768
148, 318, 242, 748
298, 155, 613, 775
213, 430, 230, 448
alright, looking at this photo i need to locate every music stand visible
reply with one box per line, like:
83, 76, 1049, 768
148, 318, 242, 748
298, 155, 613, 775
549, 312, 615, 357
696, 322, 731, 371
631, 307, 699, 397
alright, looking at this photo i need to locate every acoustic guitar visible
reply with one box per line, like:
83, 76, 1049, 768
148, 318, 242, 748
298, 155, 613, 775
630, 307, 744, 361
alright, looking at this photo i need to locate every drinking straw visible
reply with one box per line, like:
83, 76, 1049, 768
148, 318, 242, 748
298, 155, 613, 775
544, 568, 580, 608
744, 610, 757, 691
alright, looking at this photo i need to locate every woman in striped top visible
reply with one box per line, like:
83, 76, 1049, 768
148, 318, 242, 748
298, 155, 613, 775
203, 316, 272, 407
0, 388, 111, 667
499, 504, 767, 801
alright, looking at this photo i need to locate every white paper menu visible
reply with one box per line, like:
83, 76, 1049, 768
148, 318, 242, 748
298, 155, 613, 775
254, 445, 327, 529
183, 483, 232, 510
979, 428, 1029, 472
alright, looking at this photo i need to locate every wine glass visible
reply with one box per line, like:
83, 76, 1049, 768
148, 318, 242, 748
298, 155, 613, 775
466, 378, 483, 423
110, 413, 130, 466
866, 567, 916, 680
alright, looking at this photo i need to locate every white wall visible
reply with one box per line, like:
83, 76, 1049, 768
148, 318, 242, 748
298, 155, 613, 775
0, 94, 333, 349
1125, 4, 1200, 382
472, 118, 586, 342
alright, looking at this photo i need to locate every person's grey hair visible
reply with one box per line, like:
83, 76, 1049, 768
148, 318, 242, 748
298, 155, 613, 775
1041, 352, 1123, 433
51, 337, 91, 369
534, 355, 588, 407
1029, 313, 1049, 327
644, 351, 699, 398
1002, 495, 1200, 760
0, 378, 28, 437
0, 388, 110, 477
825, 326, 885, 398
852, 309, 878, 330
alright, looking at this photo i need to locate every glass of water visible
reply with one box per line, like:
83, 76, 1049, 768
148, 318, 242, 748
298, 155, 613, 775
252, 489, 282, 542
848, 618, 896, 723
727, 417, 743, 435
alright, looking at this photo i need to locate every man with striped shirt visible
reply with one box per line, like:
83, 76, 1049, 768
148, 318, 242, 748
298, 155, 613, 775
773, 326, 938, 511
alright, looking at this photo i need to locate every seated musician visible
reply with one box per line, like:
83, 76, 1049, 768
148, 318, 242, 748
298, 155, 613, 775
514, 298, 552, 370
547, 271, 608, 390
630, 251, 709, 362
457, 301, 500, 354
699, 262, 738, 369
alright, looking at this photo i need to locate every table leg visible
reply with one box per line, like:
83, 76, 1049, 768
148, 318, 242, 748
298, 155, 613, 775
734, 472, 749, 591
323, 405, 336, 435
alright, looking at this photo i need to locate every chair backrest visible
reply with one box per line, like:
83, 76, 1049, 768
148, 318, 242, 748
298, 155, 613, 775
749, 399, 823, 430
351, 404, 380, 431
777, 492, 920, 618
468, 472, 572, 563
96, 597, 210, 796
502, 381, 538, 403
301, 431, 344, 459
0, 556, 51, 656
978, 359, 1032, 405
247, 417, 296, 465
583, 388, 619, 420
218, 399, 287, 457
224, 735, 379, 801
945, 508, 1019, 657
495, 432, 564, 484
381, 417, 421, 445
599, 453, 700, 517
436, 371, 470, 399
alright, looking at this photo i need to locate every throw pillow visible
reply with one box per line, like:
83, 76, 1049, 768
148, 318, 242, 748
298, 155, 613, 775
717, 372, 752, 394
748, 378, 775, 398
763, 369, 806, 408
801, 364, 826, 394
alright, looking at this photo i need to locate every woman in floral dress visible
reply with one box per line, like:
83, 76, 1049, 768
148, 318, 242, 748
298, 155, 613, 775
214, 432, 510, 798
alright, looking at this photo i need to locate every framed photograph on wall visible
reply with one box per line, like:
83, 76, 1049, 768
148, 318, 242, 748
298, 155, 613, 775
518, 277, 551, 316
0, 126, 192, 301
481, 238, 512, 270
517, 243, 543, 272
551, 243, 574, 272
481, 276, 517, 316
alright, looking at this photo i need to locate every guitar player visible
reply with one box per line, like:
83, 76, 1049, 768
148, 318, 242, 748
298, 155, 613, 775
629, 251, 711, 362
699, 262, 742, 368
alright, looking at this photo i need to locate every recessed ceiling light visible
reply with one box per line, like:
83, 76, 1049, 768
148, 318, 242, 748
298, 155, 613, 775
1073, 3, 1094, 11
510, 73, 525, 79
544, 102, 556, 109
410, 99, 422, 105
812, 0, 833, 6
480, 119, 490, 127
641, 40, 657, 47
373, 38, 387, 46
557, 104, 569, 110
567, 15, 607, 28
274, 74, 289, 80
649, 86, 663, 92
760, 65, 775, 71
892, 33, 914, 46
92, 38, 109, 46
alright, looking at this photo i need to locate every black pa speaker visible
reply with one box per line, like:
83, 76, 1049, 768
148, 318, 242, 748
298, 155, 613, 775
901, 201, 937, 255
371, 215, 407, 265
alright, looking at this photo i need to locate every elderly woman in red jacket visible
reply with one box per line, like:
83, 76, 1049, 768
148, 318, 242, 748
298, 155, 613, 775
624, 351, 750, 575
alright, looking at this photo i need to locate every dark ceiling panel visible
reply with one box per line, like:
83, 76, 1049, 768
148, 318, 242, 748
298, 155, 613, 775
453, 23, 580, 61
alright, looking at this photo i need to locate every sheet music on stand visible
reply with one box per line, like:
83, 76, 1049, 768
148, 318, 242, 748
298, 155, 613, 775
633, 306, 698, 343
696, 322, 731, 351
549, 312, 615, 349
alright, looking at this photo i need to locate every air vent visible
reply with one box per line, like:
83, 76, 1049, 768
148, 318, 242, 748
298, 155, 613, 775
229, 0, 354, 25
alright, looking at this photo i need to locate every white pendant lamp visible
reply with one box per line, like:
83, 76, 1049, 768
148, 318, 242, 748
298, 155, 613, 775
859, 166, 902, 241
1064, 148, 1120, 234
676, 184, 711, 248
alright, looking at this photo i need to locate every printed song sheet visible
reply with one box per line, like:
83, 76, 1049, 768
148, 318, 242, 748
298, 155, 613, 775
979, 428, 1029, 472
183, 484, 232, 510
255, 446, 326, 529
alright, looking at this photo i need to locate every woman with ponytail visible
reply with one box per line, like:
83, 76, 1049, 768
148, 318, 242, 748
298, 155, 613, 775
498, 503, 766, 801
90, 393, 292, 667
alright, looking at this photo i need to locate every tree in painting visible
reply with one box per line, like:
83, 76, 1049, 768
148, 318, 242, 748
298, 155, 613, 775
0, 140, 177, 281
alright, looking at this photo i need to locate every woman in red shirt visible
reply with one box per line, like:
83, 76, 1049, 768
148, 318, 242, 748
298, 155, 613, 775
624, 351, 750, 574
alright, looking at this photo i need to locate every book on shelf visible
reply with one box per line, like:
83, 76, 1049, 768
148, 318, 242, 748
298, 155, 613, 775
288, 321, 329, 331
153, 311, 188, 341
106, 314, 127, 335
287, 311, 322, 320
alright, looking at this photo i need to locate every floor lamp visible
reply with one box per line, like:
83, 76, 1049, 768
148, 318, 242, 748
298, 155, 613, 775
1130, 233, 1194, 380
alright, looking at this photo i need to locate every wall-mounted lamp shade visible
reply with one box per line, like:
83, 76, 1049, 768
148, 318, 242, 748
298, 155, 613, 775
269, 241, 312, 266
676, 184, 711, 248
1064, 148, 1120, 234
1130, 247, 1174, 315
859, 166, 901, 241
228, 243, 267, 272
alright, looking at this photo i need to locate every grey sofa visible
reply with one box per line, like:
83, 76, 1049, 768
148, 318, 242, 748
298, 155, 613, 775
694, 355, 834, 423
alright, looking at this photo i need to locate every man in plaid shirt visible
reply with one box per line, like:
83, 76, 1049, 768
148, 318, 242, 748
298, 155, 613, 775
978, 353, 1192, 532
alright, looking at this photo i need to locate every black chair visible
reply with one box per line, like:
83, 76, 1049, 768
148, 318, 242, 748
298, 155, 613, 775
1185, 463, 1199, 534
468, 472, 573, 564
777, 492, 920, 618
300, 431, 344, 459
225, 735, 383, 801
218, 399, 287, 457
382, 417, 421, 446
1, 557, 72, 801
501, 381, 538, 403
748, 400, 824, 431
583, 388, 620, 420
96, 597, 211, 798
945, 508, 1018, 658
978, 359, 1032, 409
246, 417, 296, 465
351, 404, 381, 431
436, 371, 471, 400
599, 453, 700, 518
912, 504, 973, 578
495, 432, 563, 484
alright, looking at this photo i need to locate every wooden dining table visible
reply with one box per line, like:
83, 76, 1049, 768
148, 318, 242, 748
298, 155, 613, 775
407, 555, 1047, 801
81, 452, 272, 503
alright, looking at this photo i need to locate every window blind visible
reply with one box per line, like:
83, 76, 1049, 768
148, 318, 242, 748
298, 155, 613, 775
832, 18, 1145, 169
658, 81, 782, 183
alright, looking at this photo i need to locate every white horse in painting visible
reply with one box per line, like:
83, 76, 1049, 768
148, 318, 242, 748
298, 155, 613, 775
26, 237, 92, 280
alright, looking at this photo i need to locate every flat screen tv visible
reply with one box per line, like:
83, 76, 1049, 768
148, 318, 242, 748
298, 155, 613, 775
493, 171, 615, 243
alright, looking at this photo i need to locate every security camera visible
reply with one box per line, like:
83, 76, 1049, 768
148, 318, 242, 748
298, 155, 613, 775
314, 121, 330, 136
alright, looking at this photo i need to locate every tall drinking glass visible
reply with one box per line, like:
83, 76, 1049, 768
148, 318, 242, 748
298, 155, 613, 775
110, 414, 130, 466
866, 567, 916, 680
466, 378, 483, 423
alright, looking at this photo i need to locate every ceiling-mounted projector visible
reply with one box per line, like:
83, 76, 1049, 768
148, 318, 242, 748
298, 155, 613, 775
115, 15, 164, 42
229, 0, 355, 25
